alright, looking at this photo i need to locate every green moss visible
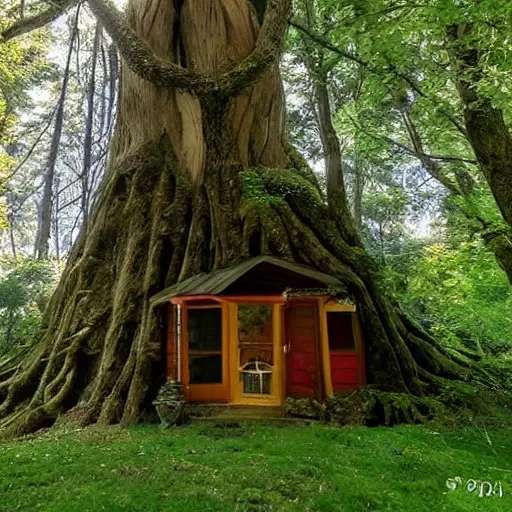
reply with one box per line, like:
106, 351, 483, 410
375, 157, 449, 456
325, 383, 512, 428
240, 166, 324, 208
283, 287, 344, 299
239, 167, 334, 257
326, 388, 446, 426
240, 168, 282, 205
284, 142, 322, 190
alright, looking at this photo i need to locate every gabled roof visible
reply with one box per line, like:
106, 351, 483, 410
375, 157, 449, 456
150, 256, 341, 306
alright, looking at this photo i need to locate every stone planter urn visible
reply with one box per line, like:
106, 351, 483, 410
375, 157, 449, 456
152, 380, 185, 427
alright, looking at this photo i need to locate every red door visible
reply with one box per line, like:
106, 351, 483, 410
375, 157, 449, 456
284, 304, 321, 399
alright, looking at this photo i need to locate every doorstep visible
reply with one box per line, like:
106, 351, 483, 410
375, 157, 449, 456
184, 404, 316, 424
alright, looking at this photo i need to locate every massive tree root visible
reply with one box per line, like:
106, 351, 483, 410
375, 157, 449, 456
0, 0, 489, 437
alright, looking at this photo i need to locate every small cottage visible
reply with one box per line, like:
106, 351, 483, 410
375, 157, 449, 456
151, 256, 365, 407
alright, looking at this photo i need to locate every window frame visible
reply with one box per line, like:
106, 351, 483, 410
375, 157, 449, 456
187, 305, 223, 384
326, 310, 358, 353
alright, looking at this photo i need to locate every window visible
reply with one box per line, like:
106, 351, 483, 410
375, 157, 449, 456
188, 307, 222, 384
238, 305, 274, 394
327, 312, 356, 351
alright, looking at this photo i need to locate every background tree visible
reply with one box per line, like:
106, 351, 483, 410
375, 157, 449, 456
2, 6, 117, 260
290, 0, 512, 284
34, 8, 79, 260
0, 258, 55, 356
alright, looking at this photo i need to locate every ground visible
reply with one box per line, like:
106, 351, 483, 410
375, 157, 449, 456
0, 421, 510, 511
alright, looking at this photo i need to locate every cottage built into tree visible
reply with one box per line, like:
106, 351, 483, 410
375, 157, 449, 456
152, 256, 365, 407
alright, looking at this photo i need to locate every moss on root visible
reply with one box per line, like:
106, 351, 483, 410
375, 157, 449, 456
325, 388, 445, 426
321, 381, 512, 428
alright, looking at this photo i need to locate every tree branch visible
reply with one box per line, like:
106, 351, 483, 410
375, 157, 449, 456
291, 18, 468, 138
218, 0, 292, 97
86, 0, 214, 96
347, 112, 481, 200
1, 0, 77, 41
351, 116, 474, 165
5, 102, 58, 184
290, 19, 367, 67
5, 0, 291, 99
57, 195, 81, 212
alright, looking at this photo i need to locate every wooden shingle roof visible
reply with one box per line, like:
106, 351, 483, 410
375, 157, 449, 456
150, 256, 341, 306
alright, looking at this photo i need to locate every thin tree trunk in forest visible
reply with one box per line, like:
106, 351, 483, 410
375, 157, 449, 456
301, 0, 359, 244
351, 67, 365, 232
34, 9, 79, 259
400, 110, 512, 284
54, 175, 61, 262
81, 23, 101, 226
0, 0, 482, 437
106, 43, 118, 136
353, 141, 363, 231
7, 212, 17, 259
447, 23, 512, 227
314, 77, 359, 243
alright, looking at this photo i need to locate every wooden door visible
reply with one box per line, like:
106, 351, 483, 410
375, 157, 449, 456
182, 305, 229, 402
284, 304, 322, 399
230, 303, 284, 406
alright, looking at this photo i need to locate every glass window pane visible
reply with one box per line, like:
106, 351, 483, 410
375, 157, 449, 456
188, 308, 222, 351
242, 366, 272, 394
189, 355, 222, 383
327, 312, 355, 350
238, 305, 273, 366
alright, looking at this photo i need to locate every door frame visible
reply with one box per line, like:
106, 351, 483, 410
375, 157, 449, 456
228, 300, 285, 406
181, 302, 230, 402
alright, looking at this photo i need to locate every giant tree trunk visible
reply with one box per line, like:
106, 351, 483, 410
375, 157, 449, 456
0, 0, 472, 436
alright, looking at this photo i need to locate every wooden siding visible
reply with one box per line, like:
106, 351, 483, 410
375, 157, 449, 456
326, 308, 365, 391
330, 353, 359, 390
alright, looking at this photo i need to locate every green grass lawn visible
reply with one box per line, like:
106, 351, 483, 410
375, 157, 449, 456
0, 421, 510, 511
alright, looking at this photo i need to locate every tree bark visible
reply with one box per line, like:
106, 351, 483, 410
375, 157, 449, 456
350, 67, 365, 233
352, 145, 363, 231
34, 9, 79, 259
447, 23, 512, 227
314, 75, 359, 244
0, 0, 475, 437
106, 43, 118, 136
